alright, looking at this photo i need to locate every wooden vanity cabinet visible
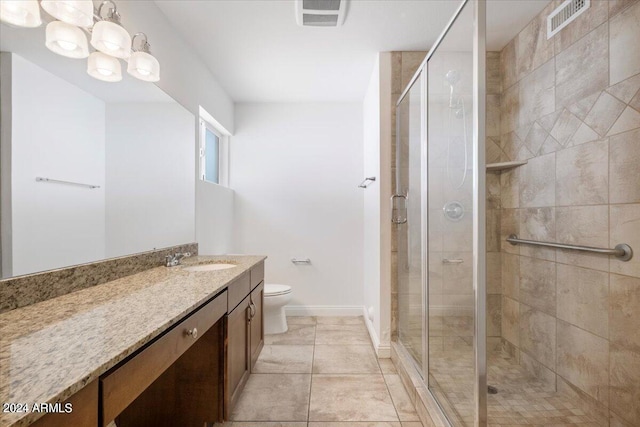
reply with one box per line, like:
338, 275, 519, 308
225, 263, 265, 418
249, 281, 264, 368
248, 262, 265, 369
225, 295, 251, 416
31, 261, 266, 427
31, 381, 98, 427
101, 290, 228, 427
225, 282, 264, 414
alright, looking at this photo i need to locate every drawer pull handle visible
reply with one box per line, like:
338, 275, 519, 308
249, 302, 256, 319
185, 328, 198, 339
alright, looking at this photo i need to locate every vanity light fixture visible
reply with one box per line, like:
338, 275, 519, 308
90, 0, 131, 59
127, 33, 160, 82
87, 51, 122, 82
40, 0, 94, 28
0, 0, 42, 28
45, 20, 89, 58
1, 0, 160, 83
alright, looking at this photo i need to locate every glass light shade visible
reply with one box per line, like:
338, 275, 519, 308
41, 1, 94, 28
127, 51, 160, 82
90, 20, 131, 59
0, 0, 42, 27
87, 51, 122, 82
45, 21, 89, 58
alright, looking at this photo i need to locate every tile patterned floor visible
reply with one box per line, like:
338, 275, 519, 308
428, 332, 601, 427
219, 316, 424, 427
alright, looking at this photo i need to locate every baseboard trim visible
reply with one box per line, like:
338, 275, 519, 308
362, 307, 391, 358
284, 305, 364, 316
377, 345, 391, 358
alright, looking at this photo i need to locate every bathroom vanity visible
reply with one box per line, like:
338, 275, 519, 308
0, 256, 265, 427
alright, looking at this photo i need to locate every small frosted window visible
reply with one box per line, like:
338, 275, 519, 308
204, 128, 219, 184
200, 116, 224, 185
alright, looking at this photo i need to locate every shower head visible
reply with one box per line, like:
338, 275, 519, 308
445, 69, 460, 86
446, 69, 460, 109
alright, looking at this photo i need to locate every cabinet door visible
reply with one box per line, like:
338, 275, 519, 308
31, 381, 97, 427
249, 281, 264, 369
225, 295, 250, 417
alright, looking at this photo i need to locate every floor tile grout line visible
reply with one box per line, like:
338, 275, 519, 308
250, 317, 424, 425
306, 318, 317, 423
381, 369, 405, 425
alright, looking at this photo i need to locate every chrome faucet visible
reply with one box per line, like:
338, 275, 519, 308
165, 252, 192, 267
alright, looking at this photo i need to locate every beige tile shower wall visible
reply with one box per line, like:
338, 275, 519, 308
498, 1, 640, 425
486, 52, 502, 342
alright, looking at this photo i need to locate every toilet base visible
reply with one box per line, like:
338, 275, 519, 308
264, 305, 288, 334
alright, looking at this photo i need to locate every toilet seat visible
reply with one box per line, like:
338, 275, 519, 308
265, 284, 291, 297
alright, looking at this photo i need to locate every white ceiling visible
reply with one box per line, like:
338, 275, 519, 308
155, 0, 550, 103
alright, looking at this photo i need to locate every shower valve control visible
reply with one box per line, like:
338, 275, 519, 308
443, 201, 465, 222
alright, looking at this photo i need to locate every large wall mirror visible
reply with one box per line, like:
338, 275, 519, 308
0, 18, 196, 279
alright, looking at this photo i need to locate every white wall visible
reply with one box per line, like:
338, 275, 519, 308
105, 103, 195, 257
1, 53, 105, 277
362, 53, 393, 356
115, 1, 234, 133
363, 57, 381, 337
231, 103, 364, 313
115, 1, 237, 254
196, 182, 234, 255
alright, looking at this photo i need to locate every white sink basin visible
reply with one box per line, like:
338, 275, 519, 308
183, 263, 236, 272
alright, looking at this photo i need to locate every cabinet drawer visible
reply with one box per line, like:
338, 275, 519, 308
227, 271, 251, 312
250, 262, 264, 290
101, 291, 227, 425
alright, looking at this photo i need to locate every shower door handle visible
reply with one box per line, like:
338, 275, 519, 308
391, 194, 408, 224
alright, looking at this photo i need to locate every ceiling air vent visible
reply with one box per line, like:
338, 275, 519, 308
296, 0, 347, 27
547, 0, 590, 39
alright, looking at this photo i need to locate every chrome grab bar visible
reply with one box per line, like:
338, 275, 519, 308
507, 234, 633, 261
291, 258, 311, 264
391, 194, 408, 224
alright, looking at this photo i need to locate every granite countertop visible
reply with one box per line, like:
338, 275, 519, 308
0, 255, 266, 427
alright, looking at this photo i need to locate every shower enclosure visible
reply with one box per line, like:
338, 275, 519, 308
394, 0, 640, 425
394, 0, 486, 425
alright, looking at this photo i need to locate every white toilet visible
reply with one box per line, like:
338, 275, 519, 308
264, 284, 292, 334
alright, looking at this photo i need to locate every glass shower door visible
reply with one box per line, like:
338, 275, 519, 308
395, 1, 486, 425
396, 72, 425, 371
426, 2, 483, 426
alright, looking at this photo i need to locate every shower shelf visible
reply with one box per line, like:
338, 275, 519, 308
486, 160, 527, 172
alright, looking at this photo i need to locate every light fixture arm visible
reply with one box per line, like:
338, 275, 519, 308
131, 32, 151, 53
96, 0, 122, 25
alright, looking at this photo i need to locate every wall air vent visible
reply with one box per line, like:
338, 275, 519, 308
547, 0, 590, 39
296, 0, 347, 27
